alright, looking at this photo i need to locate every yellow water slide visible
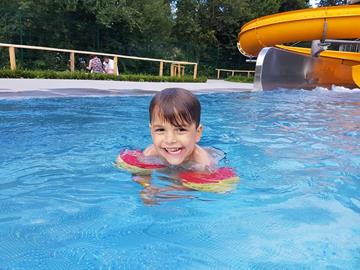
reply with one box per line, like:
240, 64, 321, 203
238, 5, 360, 87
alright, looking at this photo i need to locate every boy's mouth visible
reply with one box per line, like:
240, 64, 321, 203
163, 147, 183, 154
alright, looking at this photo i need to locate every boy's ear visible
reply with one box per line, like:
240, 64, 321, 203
195, 124, 203, 142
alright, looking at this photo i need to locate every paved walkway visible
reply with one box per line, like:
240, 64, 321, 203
0, 79, 254, 98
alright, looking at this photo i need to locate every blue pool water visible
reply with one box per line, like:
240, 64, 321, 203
1, 89, 360, 269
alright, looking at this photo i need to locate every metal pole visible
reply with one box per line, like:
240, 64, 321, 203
325, 39, 360, 45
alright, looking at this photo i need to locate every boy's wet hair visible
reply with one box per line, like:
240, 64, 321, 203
149, 88, 201, 127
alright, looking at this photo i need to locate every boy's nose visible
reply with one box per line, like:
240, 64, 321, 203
165, 131, 176, 143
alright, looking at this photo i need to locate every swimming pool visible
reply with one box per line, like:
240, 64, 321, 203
1, 89, 360, 269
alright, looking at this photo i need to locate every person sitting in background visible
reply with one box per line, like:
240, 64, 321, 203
87, 55, 104, 73
103, 56, 119, 75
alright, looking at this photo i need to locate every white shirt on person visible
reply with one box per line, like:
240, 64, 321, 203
103, 59, 119, 75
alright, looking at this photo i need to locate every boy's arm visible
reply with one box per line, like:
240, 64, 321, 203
133, 174, 151, 188
134, 174, 193, 205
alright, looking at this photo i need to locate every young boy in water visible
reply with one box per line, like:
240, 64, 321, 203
117, 88, 227, 204
143, 88, 214, 169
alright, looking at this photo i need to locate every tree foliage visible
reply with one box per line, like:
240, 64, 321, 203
0, 0, 309, 75
318, 0, 347, 6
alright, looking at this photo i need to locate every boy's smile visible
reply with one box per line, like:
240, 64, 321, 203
150, 116, 202, 166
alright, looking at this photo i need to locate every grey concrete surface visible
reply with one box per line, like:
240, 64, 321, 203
0, 78, 254, 99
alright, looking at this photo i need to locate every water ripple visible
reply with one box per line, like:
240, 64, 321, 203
1, 91, 360, 268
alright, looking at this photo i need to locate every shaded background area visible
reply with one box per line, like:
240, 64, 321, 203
0, 0, 335, 77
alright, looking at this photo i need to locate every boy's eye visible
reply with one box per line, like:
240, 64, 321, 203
155, 128, 165, 132
177, 127, 188, 132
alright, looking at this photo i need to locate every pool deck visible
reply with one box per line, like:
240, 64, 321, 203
0, 78, 254, 98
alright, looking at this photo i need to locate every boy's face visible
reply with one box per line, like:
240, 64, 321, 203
150, 115, 202, 166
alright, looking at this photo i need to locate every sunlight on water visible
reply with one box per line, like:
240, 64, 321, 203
313, 85, 360, 93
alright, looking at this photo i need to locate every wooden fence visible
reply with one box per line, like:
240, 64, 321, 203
216, 68, 254, 79
0, 43, 198, 79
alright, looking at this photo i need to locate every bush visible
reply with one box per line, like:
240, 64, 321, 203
225, 75, 254, 83
0, 69, 207, 83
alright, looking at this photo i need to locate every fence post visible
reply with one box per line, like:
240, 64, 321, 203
159, 61, 163, 77
217, 69, 220, 79
177, 64, 181, 78
70, 51, 75, 72
114, 56, 119, 75
9, 46, 16, 70
193, 63, 198, 80
170, 64, 173, 76
231, 71, 235, 76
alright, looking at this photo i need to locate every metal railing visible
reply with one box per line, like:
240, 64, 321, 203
215, 68, 255, 79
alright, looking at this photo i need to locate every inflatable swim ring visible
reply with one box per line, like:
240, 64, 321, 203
179, 167, 239, 193
116, 149, 239, 192
116, 149, 166, 175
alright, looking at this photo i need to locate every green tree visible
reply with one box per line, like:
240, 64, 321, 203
318, 0, 347, 6
172, 0, 250, 70
246, 0, 282, 18
279, 0, 309, 11
0, 0, 311, 75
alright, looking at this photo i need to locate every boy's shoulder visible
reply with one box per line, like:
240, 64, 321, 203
193, 145, 215, 167
143, 144, 156, 156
